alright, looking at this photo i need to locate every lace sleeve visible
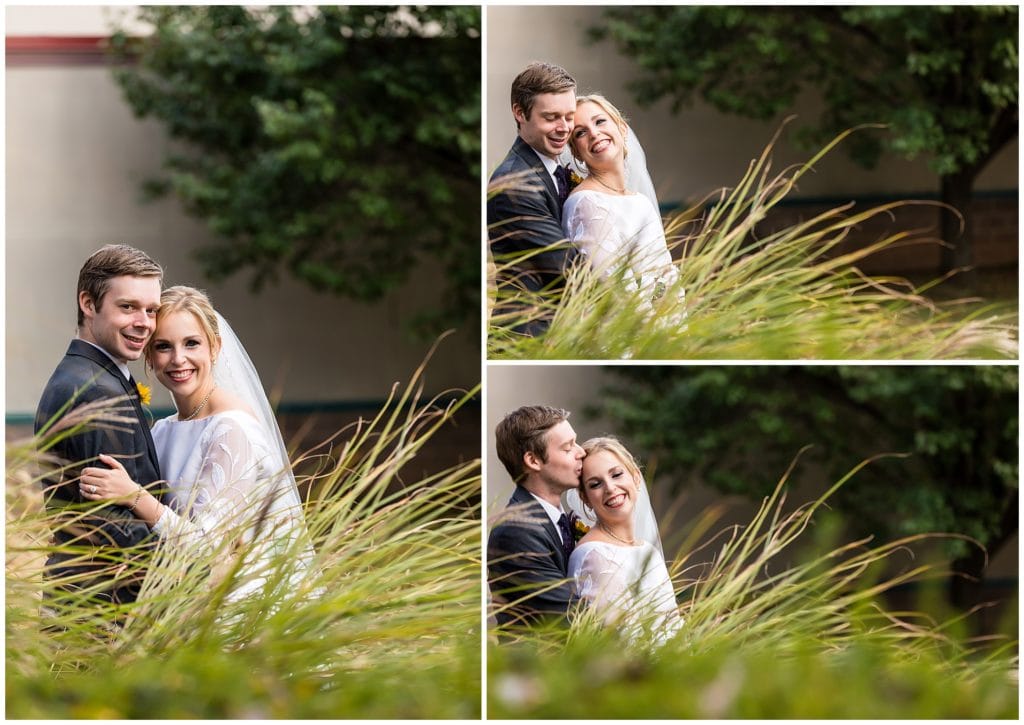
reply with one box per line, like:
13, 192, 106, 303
565, 194, 641, 295
151, 416, 274, 554
574, 546, 636, 627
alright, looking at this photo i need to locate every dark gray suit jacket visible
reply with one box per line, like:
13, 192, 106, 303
487, 484, 575, 628
488, 136, 580, 335
35, 339, 164, 605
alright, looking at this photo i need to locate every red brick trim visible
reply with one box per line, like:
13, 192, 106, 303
6, 36, 111, 67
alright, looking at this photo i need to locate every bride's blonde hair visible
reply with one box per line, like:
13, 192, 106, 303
569, 94, 630, 163
144, 285, 222, 366
577, 436, 643, 510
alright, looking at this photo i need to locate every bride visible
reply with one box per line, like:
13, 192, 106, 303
561, 94, 682, 309
79, 286, 314, 603
566, 437, 682, 646
561, 95, 679, 309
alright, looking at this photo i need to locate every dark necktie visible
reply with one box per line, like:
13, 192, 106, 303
554, 165, 570, 205
557, 512, 574, 562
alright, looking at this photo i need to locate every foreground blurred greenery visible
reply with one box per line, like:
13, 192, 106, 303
489, 462, 1018, 718
490, 630, 1017, 718
7, 366, 481, 718
488, 127, 1018, 360
110, 6, 481, 335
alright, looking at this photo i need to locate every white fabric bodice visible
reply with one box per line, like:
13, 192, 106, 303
569, 539, 682, 646
562, 190, 679, 300
151, 409, 310, 600
152, 409, 286, 525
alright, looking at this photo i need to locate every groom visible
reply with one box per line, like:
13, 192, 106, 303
487, 405, 585, 629
488, 61, 581, 336
35, 244, 166, 607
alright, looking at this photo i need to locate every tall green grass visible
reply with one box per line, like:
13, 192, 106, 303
488, 454, 1018, 718
488, 127, 1018, 359
7, 361, 481, 718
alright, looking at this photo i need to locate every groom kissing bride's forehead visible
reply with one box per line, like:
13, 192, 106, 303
488, 62, 582, 337
487, 405, 685, 644
487, 405, 585, 629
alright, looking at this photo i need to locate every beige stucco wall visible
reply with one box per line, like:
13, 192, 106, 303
486, 364, 606, 513
486, 6, 1018, 206
486, 365, 761, 554
5, 5, 142, 35
6, 7, 478, 416
486, 365, 727, 528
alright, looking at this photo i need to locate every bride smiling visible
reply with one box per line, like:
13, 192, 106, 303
561, 95, 681, 308
567, 437, 682, 646
80, 286, 314, 604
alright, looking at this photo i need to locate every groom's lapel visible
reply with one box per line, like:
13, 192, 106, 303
127, 375, 162, 478
67, 339, 162, 478
510, 484, 567, 570
541, 516, 566, 571
512, 137, 560, 207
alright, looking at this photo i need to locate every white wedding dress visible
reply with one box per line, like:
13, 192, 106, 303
145, 312, 314, 606
562, 190, 680, 304
150, 409, 311, 602
569, 539, 683, 647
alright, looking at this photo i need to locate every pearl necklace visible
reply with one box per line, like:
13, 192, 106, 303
600, 522, 637, 546
181, 385, 216, 421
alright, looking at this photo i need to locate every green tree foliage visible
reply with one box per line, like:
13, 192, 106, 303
593, 6, 1018, 273
110, 6, 480, 334
592, 366, 1018, 603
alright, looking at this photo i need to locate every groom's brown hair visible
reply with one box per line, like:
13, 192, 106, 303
76, 244, 163, 326
510, 62, 576, 129
496, 405, 571, 482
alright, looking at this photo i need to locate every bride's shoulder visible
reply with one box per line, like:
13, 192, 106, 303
199, 403, 263, 439
570, 539, 626, 575
573, 537, 621, 557
210, 410, 262, 434
151, 415, 174, 433
200, 409, 271, 453
206, 388, 258, 420
564, 187, 617, 215
566, 183, 603, 200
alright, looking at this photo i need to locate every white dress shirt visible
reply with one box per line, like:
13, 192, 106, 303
531, 147, 562, 193
529, 491, 568, 545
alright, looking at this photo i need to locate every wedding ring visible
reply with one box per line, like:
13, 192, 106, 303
88, 485, 96, 494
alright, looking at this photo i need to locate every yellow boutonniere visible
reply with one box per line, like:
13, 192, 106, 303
136, 382, 152, 406
568, 170, 584, 187
572, 518, 590, 542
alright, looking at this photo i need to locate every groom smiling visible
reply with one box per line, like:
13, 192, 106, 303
488, 62, 581, 336
488, 405, 584, 630
35, 244, 167, 610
